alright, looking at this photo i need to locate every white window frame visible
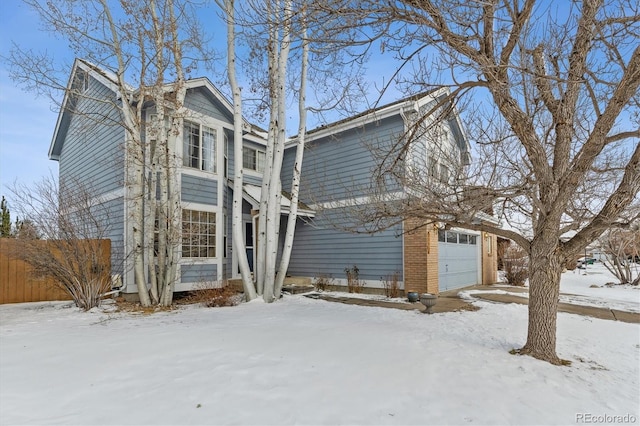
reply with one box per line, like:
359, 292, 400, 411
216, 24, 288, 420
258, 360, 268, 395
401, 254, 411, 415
183, 121, 217, 173
181, 209, 217, 258
243, 146, 266, 173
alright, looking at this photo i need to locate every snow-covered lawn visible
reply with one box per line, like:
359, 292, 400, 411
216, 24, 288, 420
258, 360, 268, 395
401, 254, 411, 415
470, 263, 640, 313
1, 268, 639, 425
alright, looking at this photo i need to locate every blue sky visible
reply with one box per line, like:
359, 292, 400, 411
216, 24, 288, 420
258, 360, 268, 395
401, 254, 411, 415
1, 1, 635, 210
0, 2, 67, 201
0, 1, 402, 208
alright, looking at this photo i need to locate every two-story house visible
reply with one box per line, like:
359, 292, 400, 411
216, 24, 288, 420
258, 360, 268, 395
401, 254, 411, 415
49, 59, 497, 299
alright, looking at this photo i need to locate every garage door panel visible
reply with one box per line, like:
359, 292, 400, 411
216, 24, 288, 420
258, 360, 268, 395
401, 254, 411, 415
438, 231, 479, 291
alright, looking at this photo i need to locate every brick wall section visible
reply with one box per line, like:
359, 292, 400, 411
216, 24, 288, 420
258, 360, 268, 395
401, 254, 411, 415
425, 227, 439, 293
482, 233, 498, 284
403, 220, 439, 294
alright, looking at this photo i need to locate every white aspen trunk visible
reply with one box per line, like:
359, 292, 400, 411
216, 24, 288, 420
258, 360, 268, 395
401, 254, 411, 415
155, 106, 169, 302
275, 18, 308, 298
224, 0, 257, 299
161, 119, 181, 306
157, 0, 187, 306
128, 127, 151, 306
125, 89, 150, 306
263, 0, 292, 303
256, 0, 281, 297
156, 115, 175, 306
98, 0, 152, 306
147, 0, 164, 304
147, 135, 160, 304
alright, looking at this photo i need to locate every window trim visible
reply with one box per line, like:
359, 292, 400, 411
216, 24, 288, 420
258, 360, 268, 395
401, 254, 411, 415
181, 209, 217, 258
183, 121, 217, 174
243, 146, 266, 173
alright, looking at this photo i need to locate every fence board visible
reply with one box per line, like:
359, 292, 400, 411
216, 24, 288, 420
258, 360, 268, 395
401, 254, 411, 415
0, 239, 111, 304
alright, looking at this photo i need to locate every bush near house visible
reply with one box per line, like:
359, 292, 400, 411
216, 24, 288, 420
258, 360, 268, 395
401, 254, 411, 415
183, 282, 242, 307
382, 272, 401, 298
313, 274, 334, 292
503, 245, 529, 286
345, 265, 364, 293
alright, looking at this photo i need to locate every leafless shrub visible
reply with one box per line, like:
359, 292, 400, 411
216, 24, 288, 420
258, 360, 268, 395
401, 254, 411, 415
344, 265, 364, 293
313, 274, 335, 292
382, 271, 400, 298
599, 226, 640, 285
183, 282, 242, 307
503, 245, 529, 286
9, 176, 112, 310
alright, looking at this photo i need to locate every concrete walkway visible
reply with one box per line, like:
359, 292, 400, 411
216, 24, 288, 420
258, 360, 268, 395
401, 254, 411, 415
305, 285, 640, 324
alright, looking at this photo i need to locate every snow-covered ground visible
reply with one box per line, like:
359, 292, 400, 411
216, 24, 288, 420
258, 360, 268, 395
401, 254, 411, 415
473, 263, 640, 313
1, 268, 639, 425
558, 263, 640, 312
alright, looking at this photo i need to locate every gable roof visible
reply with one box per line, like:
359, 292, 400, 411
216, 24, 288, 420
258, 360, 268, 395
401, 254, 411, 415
285, 87, 461, 145
49, 59, 122, 160
49, 59, 255, 160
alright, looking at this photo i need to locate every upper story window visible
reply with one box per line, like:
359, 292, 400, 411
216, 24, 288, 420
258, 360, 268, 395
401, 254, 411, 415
243, 146, 265, 173
183, 121, 216, 173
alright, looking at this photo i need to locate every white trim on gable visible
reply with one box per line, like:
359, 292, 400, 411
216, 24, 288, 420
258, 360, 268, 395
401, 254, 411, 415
49, 59, 125, 160
285, 87, 450, 149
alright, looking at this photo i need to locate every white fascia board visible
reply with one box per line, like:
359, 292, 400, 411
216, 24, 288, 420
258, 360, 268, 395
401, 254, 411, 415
285, 89, 448, 149
48, 60, 77, 160
50, 59, 119, 159
474, 210, 500, 225
243, 132, 268, 146
284, 102, 413, 149
77, 59, 131, 93
184, 78, 252, 129
50, 59, 134, 160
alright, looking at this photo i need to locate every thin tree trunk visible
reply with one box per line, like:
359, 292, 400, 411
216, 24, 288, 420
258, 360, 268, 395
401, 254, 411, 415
275, 14, 308, 298
158, 0, 187, 306
263, 0, 292, 302
224, 0, 256, 300
131, 138, 151, 306
147, 136, 159, 304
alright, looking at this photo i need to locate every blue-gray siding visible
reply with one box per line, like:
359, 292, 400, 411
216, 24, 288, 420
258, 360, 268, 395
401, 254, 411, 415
285, 208, 403, 281
282, 115, 405, 204
93, 196, 125, 277
181, 174, 217, 205
58, 77, 124, 196
184, 88, 232, 123
181, 263, 218, 283
226, 131, 265, 187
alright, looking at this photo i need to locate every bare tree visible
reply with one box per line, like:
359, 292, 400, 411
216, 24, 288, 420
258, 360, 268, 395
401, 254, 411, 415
8, 0, 210, 306
220, 0, 366, 302
599, 224, 640, 285
8, 176, 113, 310
330, 0, 640, 364
219, 0, 257, 300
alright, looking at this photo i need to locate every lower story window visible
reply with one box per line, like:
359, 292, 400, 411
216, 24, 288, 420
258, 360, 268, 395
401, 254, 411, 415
182, 209, 216, 258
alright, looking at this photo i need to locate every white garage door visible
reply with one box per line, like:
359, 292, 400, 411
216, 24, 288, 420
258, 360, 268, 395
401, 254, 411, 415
438, 230, 480, 291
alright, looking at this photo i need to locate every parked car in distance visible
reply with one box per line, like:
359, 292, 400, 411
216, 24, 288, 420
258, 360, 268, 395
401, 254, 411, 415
576, 257, 597, 268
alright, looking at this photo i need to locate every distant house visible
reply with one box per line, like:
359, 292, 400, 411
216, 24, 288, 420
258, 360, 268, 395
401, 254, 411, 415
50, 59, 498, 298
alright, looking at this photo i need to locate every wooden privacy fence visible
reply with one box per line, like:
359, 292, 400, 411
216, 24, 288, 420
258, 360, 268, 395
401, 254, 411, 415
0, 238, 111, 304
